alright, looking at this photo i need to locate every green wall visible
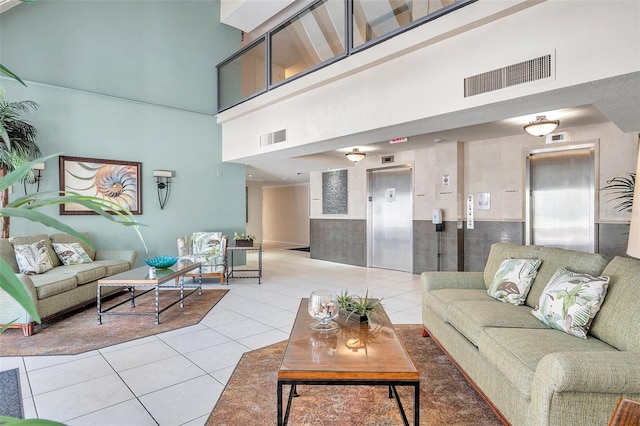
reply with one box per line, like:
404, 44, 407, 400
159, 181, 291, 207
0, 1, 245, 263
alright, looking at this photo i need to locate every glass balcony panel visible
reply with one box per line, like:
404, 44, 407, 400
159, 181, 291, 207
271, 0, 345, 85
218, 39, 266, 110
353, 0, 456, 47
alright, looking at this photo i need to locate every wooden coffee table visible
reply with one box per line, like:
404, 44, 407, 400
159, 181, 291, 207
277, 298, 419, 425
97, 261, 202, 325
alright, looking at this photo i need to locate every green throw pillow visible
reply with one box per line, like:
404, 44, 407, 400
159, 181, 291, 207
13, 239, 54, 275
53, 242, 93, 265
487, 258, 542, 305
532, 267, 610, 339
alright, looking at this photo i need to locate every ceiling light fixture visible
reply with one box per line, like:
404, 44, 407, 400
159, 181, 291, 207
524, 115, 560, 137
345, 148, 366, 162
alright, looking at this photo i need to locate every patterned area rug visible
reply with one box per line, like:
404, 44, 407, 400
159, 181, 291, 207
207, 324, 500, 425
0, 289, 228, 356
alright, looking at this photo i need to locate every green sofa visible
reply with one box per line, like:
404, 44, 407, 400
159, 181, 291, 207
0, 233, 137, 336
422, 243, 640, 425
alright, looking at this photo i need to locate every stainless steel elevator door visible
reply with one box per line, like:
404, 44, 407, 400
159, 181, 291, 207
369, 167, 412, 272
528, 148, 595, 252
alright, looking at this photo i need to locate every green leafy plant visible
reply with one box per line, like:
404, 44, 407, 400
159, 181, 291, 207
337, 288, 383, 323
233, 232, 255, 241
602, 173, 635, 213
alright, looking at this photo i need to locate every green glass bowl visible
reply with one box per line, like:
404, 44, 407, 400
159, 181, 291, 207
144, 256, 178, 269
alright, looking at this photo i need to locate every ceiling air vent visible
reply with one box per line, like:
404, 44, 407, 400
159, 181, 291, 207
464, 54, 553, 97
260, 129, 287, 146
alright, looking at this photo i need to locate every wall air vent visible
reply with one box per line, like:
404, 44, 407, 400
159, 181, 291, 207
260, 129, 287, 146
464, 54, 553, 97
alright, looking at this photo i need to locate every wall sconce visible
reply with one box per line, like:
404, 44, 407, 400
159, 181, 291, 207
345, 148, 366, 162
23, 162, 45, 195
524, 115, 560, 137
153, 170, 173, 209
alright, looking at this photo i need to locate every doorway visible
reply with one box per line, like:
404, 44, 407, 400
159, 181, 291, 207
526, 145, 596, 252
367, 166, 413, 272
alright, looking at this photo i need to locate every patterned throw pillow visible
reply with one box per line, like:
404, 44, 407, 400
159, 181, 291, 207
532, 267, 610, 339
13, 239, 55, 275
53, 242, 93, 266
487, 258, 542, 305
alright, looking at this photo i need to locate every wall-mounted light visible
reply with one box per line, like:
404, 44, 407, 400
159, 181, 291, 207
524, 115, 560, 137
23, 162, 45, 195
345, 148, 366, 162
153, 170, 173, 210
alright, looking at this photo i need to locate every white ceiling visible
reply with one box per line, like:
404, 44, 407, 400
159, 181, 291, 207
244, 104, 613, 187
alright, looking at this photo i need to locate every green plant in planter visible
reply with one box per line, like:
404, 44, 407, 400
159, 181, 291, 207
233, 232, 256, 241
337, 288, 383, 323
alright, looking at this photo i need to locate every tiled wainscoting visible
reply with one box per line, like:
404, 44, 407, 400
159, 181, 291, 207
311, 219, 630, 274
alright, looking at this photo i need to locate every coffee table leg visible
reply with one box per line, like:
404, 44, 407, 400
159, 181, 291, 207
180, 276, 185, 308
97, 285, 102, 325
277, 381, 283, 426
130, 286, 136, 307
414, 382, 420, 426
155, 285, 160, 325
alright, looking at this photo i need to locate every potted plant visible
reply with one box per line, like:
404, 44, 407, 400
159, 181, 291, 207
602, 173, 635, 213
233, 232, 256, 247
337, 289, 383, 323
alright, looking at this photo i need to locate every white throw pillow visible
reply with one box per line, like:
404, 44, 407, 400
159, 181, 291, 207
53, 242, 93, 266
487, 258, 542, 305
532, 267, 610, 339
13, 239, 55, 275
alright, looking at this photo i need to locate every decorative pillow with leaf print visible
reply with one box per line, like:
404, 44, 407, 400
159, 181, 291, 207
487, 258, 542, 305
13, 239, 55, 275
532, 267, 610, 339
53, 242, 93, 266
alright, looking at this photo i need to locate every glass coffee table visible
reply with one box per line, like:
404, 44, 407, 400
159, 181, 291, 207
277, 298, 420, 425
97, 260, 202, 325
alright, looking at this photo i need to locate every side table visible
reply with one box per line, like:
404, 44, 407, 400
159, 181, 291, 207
226, 244, 262, 284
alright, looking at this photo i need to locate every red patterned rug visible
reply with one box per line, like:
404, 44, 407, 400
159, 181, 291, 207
0, 289, 228, 356
207, 324, 500, 425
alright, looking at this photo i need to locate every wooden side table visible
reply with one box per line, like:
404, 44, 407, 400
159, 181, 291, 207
226, 244, 262, 284
609, 397, 640, 426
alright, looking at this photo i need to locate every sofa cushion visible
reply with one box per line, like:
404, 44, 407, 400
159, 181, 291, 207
526, 246, 609, 308
92, 259, 132, 276
55, 264, 108, 285
49, 233, 96, 260
29, 272, 78, 299
424, 289, 489, 322
447, 300, 548, 346
13, 239, 55, 275
0, 238, 20, 273
532, 268, 609, 339
483, 243, 540, 289
590, 256, 640, 351
53, 242, 93, 265
487, 258, 541, 305
478, 327, 617, 398
9, 234, 60, 267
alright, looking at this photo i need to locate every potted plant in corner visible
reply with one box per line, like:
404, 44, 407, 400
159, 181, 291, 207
233, 232, 256, 247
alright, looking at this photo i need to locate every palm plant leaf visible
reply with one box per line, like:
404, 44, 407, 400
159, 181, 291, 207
0, 64, 27, 87
602, 174, 635, 213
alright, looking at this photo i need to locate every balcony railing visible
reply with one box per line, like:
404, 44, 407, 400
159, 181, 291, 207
217, 0, 475, 112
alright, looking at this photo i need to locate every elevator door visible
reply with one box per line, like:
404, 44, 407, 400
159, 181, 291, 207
368, 167, 412, 272
527, 147, 595, 252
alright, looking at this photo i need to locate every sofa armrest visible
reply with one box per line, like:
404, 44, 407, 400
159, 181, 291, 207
95, 249, 138, 268
421, 271, 485, 292
0, 274, 39, 324
530, 351, 640, 426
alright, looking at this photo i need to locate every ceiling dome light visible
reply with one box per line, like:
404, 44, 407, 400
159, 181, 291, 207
345, 148, 366, 162
524, 115, 560, 137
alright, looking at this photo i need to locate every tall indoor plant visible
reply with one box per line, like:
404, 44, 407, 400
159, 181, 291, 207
0, 94, 41, 238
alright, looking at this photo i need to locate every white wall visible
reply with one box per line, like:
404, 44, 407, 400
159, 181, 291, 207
246, 180, 263, 242
263, 184, 310, 245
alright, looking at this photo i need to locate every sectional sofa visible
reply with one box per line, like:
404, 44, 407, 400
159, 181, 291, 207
422, 243, 640, 425
0, 233, 137, 336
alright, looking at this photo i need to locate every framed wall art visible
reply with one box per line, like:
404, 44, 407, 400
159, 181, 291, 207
59, 156, 142, 215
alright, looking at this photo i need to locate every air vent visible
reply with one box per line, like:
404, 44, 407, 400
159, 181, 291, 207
382, 155, 394, 164
464, 54, 553, 97
260, 129, 287, 146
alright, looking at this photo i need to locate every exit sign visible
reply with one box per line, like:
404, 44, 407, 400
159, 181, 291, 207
389, 137, 408, 144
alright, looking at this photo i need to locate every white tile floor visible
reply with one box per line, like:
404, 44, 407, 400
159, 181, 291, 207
0, 244, 423, 426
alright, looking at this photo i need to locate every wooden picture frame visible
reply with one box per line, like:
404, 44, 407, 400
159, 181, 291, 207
59, 155, 142, 215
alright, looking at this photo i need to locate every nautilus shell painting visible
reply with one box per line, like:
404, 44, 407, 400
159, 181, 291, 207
60, 156, 142, 215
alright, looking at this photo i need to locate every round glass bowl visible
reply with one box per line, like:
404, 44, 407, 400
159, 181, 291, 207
144, 256, 178, 269
308, 289, 339, 331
